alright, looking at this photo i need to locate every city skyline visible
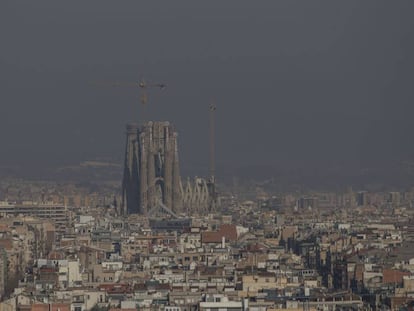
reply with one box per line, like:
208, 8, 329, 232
2, 2, 414, 308
1, 1, 414, 184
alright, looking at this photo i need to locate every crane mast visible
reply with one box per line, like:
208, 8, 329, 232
209, 104, 216, 184
208, 103, 218, 212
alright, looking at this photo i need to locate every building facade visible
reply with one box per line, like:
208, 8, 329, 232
122, 121, 182, 215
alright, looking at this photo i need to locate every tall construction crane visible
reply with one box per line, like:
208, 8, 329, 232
208, 103, 218, 212
209, 103, 216, 184
93, 78, 166, 122
138, 79, 166, 106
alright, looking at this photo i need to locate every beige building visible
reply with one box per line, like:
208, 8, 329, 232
241, 274, 287, 294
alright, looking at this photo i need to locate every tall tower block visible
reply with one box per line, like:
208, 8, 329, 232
122, 121, 182, 215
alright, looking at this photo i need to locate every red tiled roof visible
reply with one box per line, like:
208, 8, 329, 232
0, 238, 13, 250
0, 224, 9, 231
219, 224, 238, 241
202, 224, 237, 243
31, 304, 48, 311
31, 304, 70, 311
48, 251, 65, 260
383, 269, 411, 284
202, 232, 222, 243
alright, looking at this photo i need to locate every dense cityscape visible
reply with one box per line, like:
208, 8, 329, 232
0, 119, 414, 311
2, 2, 414, 311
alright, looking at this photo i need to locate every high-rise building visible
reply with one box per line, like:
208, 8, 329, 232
122, 121, 182, 215
388, 191, 401, 207
297, 197, 318, 210
356, 191, 369, 206
0, 202, 67, 233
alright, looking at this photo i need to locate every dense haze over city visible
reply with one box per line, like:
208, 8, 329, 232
3, 2, 414, 311
1, 1, 414, 187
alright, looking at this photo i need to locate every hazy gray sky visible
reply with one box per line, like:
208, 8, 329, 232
1, 1, 414, 176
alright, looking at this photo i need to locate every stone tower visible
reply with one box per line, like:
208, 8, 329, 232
122, 121, 182, 215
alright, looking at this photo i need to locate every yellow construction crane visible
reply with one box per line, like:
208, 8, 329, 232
208, 103, 218, 212
209, 103, 216, 184
93, 78, 166, 121
138, 79, 166, 106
